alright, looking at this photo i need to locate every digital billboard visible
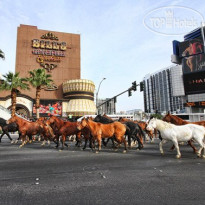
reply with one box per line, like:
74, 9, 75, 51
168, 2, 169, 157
182, 53, 205, 74
179, 37, 203, 58
33, 101, 62, 117
182, 52, 205, 95
183, 71, 205, 95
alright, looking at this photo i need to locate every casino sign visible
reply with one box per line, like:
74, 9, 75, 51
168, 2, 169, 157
32, 32, 70, 72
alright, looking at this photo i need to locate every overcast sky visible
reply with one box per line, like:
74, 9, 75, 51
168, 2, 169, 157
0, 0, 205, 112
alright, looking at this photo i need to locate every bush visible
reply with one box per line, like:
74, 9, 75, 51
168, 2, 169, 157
150, 113, 163, 119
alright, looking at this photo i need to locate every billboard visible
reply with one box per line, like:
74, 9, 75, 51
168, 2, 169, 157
33, 101, 62, 116
182, 53, 205, 74
182, 52, 205, 95
183, 71, 205, 95
179, 37, 203, 58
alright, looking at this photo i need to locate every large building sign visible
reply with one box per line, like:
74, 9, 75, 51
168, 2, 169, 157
182, 52, 205, 95
183, 71, 205, 95
179, 37, 204, 58
32, 32, 68, 72
182, 53, 205, 74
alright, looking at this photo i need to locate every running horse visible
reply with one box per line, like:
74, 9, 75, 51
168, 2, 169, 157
162, 113, 205, 153
35, 117, 55, 146
0, 117, 20, 143
77, 118, 127, 153
7, 115, 44, 147
47, 115, 90, 150
101, 115, 145, 149
146, 118, 205, 159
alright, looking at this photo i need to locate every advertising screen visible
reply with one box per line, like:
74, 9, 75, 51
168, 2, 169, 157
179, 37, 204, 58
33, 101, 62, 116
183, 71, 205, 95
182, 53, 205, 74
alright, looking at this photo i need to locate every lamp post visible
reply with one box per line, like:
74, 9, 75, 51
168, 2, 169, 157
96, 77, 106, 114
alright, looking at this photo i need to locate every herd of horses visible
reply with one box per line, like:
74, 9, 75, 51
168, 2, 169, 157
1, 113, 205, 159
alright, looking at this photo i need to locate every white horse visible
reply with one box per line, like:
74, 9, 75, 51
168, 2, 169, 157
146, 118, 205, 159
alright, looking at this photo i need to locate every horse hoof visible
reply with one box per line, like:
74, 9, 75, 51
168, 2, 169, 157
176, 155, 181, 159
11, 140, 15, 144
19, 145, 23, 148
202, 155, 205, 159
59, 149, 62, 152
123, 150, 127, 154
161, 153, 164, 156
95, 151, 99, 154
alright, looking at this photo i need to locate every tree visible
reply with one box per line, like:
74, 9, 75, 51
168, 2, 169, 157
0, 72, 29, 116
0, 49, 5, 60
28, 68, 53, 119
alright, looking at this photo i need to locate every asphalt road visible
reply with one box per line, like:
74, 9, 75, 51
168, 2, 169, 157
0, 134, 205, 205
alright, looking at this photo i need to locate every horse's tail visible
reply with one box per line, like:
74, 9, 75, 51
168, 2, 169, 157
46, 123, 55, 138
124, 124, 130, 134
137, 124, 146, 141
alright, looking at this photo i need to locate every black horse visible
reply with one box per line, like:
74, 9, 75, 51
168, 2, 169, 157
121, 121, 145, 149
0, 117, 20, 142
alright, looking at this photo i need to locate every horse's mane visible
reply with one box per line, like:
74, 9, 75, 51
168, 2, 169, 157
102, 114, 113, 121
169, 115, 187, 123
94, 114, 113, 124
154, 118, 175, 129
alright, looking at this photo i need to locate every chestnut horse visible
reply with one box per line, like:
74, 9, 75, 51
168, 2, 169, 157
7, 115, 44, 148
162, 113, 203, 153
36, 117, 55, 146
163, 113, 205, 126
47, 116, 90, 150
77, 118, 127, 153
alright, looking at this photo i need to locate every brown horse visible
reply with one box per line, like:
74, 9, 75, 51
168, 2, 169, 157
36, 117, 55, 146
162, 113, 202, 153
77, 118, 127, 153
47, 115, 90, 150
163, 113, 205, 126
7, 115, 44, 148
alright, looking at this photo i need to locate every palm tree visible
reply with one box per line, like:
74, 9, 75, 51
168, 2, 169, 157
0, 49, 5, 60
28, 68, 53, 119
0, 72, 29, 116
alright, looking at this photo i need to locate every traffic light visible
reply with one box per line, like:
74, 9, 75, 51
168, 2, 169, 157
132, 81, 137, 91
140, 81, 144, 92
128, 89, 132, 97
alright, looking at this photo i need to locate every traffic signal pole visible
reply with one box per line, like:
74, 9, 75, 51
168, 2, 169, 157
96, 81, 139, 109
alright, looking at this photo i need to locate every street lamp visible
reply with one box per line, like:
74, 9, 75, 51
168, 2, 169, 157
96, 77, 106, 114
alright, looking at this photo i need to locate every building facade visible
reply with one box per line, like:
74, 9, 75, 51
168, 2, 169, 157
143, 65, 185, 114
97, 98, 116, 115
0, 24, 96, 117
